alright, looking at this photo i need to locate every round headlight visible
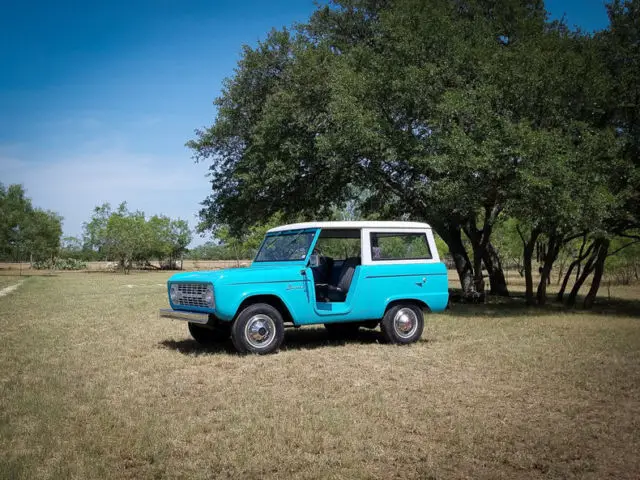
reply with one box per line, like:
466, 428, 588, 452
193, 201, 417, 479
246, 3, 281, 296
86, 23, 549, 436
170, 284, 179, 303
204, 285, 214, 307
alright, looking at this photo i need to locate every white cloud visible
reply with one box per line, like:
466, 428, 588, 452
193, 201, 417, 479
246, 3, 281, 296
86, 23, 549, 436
0, 147, 213, 244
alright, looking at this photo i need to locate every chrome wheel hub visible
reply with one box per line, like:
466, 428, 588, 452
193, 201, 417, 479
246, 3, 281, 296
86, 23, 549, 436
245, 314, 276, 349
393, 308, 418, 339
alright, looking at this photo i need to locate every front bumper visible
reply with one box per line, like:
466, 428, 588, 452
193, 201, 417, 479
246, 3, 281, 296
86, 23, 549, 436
159, 308, 209, 325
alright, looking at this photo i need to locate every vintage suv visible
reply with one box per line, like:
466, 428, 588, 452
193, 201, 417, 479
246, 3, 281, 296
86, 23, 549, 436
160, 221, 448, 354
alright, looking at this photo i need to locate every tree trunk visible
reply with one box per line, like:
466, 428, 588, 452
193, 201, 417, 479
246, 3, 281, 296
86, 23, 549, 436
556, 256, 566, 285
536, 234, 561, 305
471, 243, 485, 294
536, 263, 551, 305
566, 261, 594, 307
461, 204, 503, 297
557, 238, 595, 302
557, 260, 577, 303
566, 239, 604, 307
575, 236, 588, 282
583, 239, 609, 308
464, 218, 487, 294
482, 242, 509, 296
519, 228, 540, 306
438, 224, 475, 296
523, 242, 535, 305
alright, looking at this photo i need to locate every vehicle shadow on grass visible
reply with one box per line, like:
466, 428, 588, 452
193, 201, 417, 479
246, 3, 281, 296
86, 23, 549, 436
281, 327, 383, 351
158, 327, 384, 356
448, 293, 640, 319
158, 338, 236, 355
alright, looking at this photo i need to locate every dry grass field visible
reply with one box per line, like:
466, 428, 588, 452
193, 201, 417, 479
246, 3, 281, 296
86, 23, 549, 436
1, 272, 639, 479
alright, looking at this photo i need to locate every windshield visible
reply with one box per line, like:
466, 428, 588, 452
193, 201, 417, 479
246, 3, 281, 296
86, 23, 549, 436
254, 230, 316, 262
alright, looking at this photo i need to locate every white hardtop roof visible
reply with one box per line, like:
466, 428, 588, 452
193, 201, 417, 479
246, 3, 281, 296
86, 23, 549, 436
267, 221, 432, 233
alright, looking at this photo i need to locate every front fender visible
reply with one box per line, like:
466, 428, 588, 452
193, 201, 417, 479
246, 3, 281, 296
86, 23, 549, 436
214, 283, 306, 324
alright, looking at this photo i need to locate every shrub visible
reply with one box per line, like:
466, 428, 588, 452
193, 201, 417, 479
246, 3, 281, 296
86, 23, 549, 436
32, 258, 87, 270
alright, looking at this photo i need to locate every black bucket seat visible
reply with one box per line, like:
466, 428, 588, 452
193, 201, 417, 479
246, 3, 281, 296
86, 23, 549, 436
316, 257, 360, 302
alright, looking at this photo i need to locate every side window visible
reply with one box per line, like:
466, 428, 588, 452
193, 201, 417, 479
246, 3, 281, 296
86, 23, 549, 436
314, 237, 361, 261
370, 232, 432, 261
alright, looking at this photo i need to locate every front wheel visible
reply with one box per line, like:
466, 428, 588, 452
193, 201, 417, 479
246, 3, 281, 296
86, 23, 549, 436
380, 304, 424, 344
231, 303, 285, 354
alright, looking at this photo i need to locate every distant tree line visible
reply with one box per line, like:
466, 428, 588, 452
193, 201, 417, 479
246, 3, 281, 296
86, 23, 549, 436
188, 0, 640, 307
0, 183, 192, 273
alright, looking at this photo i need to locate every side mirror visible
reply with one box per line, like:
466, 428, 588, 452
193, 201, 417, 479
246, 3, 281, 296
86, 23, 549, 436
309, 254, 320, 268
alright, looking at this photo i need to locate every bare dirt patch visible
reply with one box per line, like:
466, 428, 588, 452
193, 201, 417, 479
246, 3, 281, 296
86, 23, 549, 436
0, 276, 25, 296
0, 282, 22, 298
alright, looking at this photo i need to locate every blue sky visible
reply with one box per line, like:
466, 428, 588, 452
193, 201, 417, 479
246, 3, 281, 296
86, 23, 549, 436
0, 0, 610, 245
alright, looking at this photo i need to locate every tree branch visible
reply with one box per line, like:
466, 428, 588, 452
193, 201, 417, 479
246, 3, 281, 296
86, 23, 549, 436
618, 233, 640, 241
607, 240, 640, 257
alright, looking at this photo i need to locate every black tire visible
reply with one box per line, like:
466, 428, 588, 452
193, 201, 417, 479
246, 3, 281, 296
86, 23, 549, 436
380, 304, 424, 344
231, 303, 285, 354
188, 322, 230, 345
324, 322, 361, 339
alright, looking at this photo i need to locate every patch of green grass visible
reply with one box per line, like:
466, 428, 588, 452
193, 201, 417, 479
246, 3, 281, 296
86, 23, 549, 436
0, 272, 639, 479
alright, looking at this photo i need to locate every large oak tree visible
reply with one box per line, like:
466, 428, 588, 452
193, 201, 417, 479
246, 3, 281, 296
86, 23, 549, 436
189, 0, 633, 303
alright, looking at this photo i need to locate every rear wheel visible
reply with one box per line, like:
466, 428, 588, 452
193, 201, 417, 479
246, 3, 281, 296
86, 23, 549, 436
188, 322, 230, 345
380, 304, 424, 344
231, 303, 285, 354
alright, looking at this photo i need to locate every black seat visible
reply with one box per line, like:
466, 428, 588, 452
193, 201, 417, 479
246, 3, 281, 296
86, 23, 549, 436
311, 255, 333, 284
316, 257, 360, 302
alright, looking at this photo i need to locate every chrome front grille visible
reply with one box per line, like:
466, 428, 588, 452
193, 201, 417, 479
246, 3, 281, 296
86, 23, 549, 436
173, 283, 210, 308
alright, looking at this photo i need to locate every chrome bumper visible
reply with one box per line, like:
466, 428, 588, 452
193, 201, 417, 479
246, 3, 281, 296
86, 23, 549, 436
159, 308, 209, 325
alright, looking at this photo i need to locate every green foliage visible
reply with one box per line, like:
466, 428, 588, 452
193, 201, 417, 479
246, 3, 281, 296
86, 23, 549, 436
146, 215, 192, 265
492, 217, 526, 271
189, 0, 612, 233
82, 203, 111, 258
606, 235, 640, 284
82, 202, 192, 272
433, 234, 449, 258
601, 0, 640, 232
0, 183, 62, 261
24, 209, 63, 262
190, 4, 612, 226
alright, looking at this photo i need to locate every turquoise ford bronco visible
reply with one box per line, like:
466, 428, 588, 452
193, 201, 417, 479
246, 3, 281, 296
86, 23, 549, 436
160, 221, 448, 354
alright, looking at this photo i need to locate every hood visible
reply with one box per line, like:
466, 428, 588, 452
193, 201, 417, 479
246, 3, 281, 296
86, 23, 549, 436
167, 262, 306, 286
